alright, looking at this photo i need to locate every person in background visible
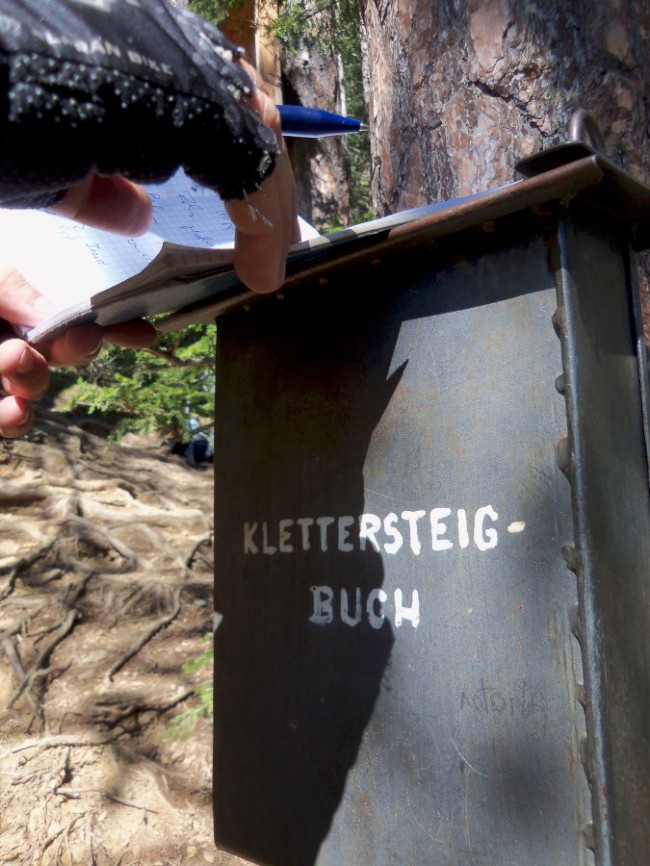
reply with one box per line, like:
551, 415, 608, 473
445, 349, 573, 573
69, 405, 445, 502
0, 0, 299, 438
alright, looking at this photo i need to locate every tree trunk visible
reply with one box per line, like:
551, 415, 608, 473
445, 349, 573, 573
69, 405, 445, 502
360, 0, 650, 335
281, 3, 352, 229
360, 0, 650, 211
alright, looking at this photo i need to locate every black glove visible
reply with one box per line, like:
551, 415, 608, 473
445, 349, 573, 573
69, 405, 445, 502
0, 0, 278, 207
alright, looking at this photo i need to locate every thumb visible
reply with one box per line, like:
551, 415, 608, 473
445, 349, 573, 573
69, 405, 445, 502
0, 266, 56, 331
54, 175, 153, 237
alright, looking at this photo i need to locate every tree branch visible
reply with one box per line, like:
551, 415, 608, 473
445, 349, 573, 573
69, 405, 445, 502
142, 346, 212, 368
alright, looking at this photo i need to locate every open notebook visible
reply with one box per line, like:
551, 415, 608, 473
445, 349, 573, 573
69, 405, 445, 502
0, 172, 517, 344
0, 168, 320, 343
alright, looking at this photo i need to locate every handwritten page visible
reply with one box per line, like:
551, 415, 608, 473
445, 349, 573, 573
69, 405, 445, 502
146, 169, 238, 248
0, 170, 250, 311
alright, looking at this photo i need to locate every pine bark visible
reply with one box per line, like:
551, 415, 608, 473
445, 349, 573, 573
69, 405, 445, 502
360, 0, 650, 211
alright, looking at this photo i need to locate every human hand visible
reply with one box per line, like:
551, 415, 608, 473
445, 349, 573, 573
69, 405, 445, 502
0, 324, 155, 439
0, 175, 156, 438
0, 57, 298, 438
0, 269, 156, 439
0, 324, 103, 439
51, 63, 300, 296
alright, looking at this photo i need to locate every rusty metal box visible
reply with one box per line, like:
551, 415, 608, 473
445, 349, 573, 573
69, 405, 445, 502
211, 144, 650, 866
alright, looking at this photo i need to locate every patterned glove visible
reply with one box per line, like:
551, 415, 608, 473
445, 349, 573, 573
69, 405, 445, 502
0, 0, 278, 207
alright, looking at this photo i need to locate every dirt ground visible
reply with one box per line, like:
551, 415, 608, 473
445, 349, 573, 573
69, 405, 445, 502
0, 412, 253, 866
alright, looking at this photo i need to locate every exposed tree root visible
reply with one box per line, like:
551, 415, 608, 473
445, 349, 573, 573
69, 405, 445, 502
11, 728, 127, 755
90, 688, 193, 728
7, 608, 79, 709
106, 588, 182, 682
54, 786, 159, 814
186, 533, 214, 570
1, 637, 40, 717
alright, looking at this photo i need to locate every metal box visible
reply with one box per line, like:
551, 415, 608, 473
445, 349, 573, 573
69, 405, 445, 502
212, 144, 650, 866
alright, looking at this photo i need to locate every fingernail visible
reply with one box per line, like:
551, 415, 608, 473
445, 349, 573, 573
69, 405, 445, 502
84, 334, 104, 358
19, 405, 30, 426
16, 348, 35, 374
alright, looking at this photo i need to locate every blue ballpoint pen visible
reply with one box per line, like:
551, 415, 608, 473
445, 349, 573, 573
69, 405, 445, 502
277, 104, 367, 138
